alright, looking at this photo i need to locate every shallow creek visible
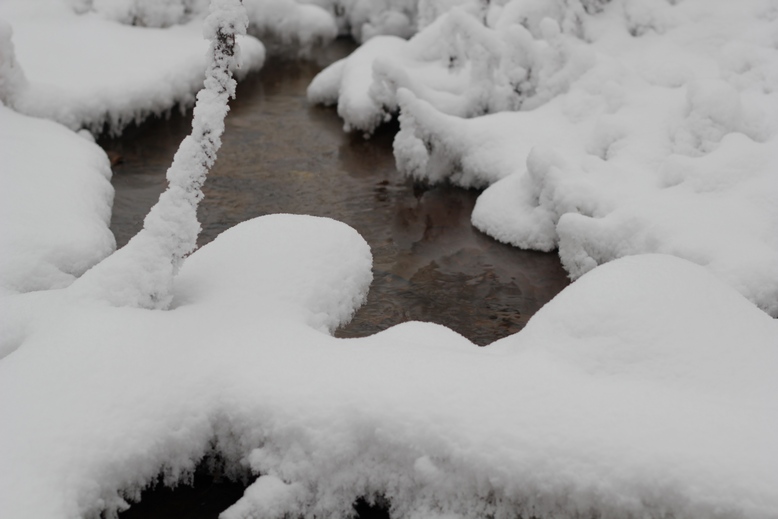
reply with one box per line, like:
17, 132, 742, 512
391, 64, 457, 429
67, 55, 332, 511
102, 39, 569, 517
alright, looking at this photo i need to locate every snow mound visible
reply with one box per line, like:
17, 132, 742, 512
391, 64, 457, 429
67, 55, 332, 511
0, 104, 115, 295
175, 214, 374, 333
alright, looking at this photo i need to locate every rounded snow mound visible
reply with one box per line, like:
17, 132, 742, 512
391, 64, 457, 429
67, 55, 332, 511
174, 213, 374, 333
511, 253, 778, 393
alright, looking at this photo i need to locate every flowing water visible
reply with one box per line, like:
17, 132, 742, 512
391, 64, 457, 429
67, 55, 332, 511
103, 39, 569, 518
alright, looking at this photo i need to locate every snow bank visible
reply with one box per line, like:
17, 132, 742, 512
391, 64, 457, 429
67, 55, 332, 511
0, 103, 115, 295
0, 0, 265, 134
1, 251, 776, 519
309, 0, 778, 315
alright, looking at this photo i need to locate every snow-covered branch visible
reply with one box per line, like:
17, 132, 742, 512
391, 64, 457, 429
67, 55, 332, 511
71, 0, 247, 309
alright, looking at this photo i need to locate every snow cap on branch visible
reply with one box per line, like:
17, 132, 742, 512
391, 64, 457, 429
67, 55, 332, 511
71, 0, 248, 309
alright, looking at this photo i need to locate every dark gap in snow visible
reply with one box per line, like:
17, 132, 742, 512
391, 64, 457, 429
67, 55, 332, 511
118, 459, 249, 519
353, 496, 392, 519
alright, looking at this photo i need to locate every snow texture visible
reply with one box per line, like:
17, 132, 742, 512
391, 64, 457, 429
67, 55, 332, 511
309, 0, 778, 316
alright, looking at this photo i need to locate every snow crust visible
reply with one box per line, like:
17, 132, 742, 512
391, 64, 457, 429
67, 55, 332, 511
308, 0, 778, 315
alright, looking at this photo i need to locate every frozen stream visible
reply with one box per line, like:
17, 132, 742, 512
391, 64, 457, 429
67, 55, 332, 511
101, 39, 569, 518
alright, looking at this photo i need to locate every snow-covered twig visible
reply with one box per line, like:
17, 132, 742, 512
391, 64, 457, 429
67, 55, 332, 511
71, 0, 247, 309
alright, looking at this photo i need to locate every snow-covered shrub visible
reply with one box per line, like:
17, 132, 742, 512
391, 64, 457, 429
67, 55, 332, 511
308, 3, 595, 135
311, 0, 778, 316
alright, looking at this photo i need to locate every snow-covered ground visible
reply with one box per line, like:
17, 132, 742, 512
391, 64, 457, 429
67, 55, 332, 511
1, 0, 777, 518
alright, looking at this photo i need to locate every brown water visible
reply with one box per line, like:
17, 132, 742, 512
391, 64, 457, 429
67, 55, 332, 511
102, 39, 569, 347
104, 39, 569, 519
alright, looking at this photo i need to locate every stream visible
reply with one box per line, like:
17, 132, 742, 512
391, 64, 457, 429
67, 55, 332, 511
101, 39, 570, 518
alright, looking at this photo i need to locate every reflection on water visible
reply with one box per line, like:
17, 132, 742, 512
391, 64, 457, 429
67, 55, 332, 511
104, 38, 570, 519
102, 38, 569, 347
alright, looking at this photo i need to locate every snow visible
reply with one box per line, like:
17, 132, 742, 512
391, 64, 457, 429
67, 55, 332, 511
0, 103, 115, 296
0, 0, 266, 133
310, 0, 778, 315
244, 0, 338, 54
1, 251, 776, 519
1, 0, 778, 518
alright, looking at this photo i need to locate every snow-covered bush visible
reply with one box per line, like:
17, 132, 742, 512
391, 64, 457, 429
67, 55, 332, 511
308, 2, 595, 135
310, 0, 778, 316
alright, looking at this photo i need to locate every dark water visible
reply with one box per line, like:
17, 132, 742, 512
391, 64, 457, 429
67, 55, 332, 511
103, 39, 569, 518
